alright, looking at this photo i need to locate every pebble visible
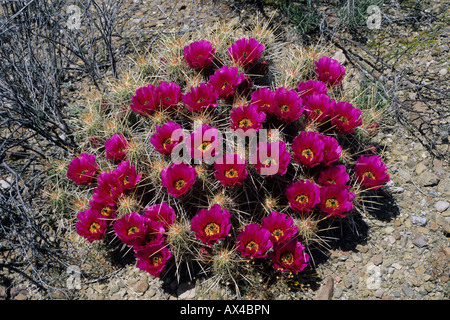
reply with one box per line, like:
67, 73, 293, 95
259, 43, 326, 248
434, 201, 449, 212
412, 234, 428, 248
411, 216, 427, 226
132, 280, 149, 294
384, 226, 395, 234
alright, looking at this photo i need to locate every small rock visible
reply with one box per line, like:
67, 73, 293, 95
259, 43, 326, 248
417, 171, 440, 187
332, 50, 346, 65
133, 280, 149, 294
372, 254, 383, 266
435, 201, 449, 213
415, 163, 427, 175
314, 276, 334, 300
412, 234, 428, 248
352, 252, 363, 262
411, 216, 427, 226
384, 226, 395, 234
402, 285, 415, 297
439, 68, 447, 76
375, 288, 385, 298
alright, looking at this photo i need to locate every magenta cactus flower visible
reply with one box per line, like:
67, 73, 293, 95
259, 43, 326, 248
273, 87, 304, 123
112, 160, 141, 192
314, 56, 346, 86
319, 186, 355, 218
186, 124, 222, 162
331, 101, 363, 134
160, 162, 197, 198
236, 223, 273, 259
144, 202, 176, 231
130, 84, 160, 116
113, 212, 149, 247
270, 239, 310, 274
297, 80, 328, 98
135, 242, 172, 277
132, 219, 166, 251
209, 65, 245, 100
291, 131, 325, 168
354, 155, 390, 190
250, 141, 291, 176
89, 199, 117, 222
261, 211, 298, 245
183, 40, 216, 69
105, 134, 128, 162
67, 153, 99, 185
92, 171, 124, 206
317, 165, 350, 187
321, 135, 342, 166
190, 204, 231, 247
228, 38, 265, 68
158, 81, 181, 109
230, 104, 266, 133
182, 83, 219, 112
214, 153, 248, 187
250, 87, 276, 114
76, 209, 108, 243
150, 121, 184, 156
303, 93, 333, 123
285, 179, 321, 214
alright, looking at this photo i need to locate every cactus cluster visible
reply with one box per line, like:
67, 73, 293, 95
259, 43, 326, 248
55, 20, 390, 295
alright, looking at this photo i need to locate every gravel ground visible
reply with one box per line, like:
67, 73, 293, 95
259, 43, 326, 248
1, 0, 448, 301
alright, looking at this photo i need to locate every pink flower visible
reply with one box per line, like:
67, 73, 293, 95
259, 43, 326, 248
354, 155, 390, 190
132, 219, 166, 251
183, 40, 216, 69
190, 204, 231, 247
319, 186, 355, 218
186, 124, 222, 162
261, 211, 298, 245
209, 65, 245, 100
105, 134, 128, 162
230, 105, 266, 133
112, 161, 141, 192
303, 93, 333, 123
291, 131, 325, 168
158, 81, 181, 109
285, 179, 321, 214
76, 209, 107, 243
161, 162, 197, 198
228, 38, 265, 68
67, 153, 98, 185
331, 101, 362, 134
250, 141, 291, 176
88, 199, 117, 222
135, 242, 172, 277
144, 202, 176, 231
214, 153, 248, 187
315, 56, 346, 86
250, 87, 276, 114
113, 212, 149, 247
270, 239, 310, 274
273, 87, 304, 123
236, 223, 273, 258
150, 121, 184, 156
321, 135, 342, 166
92, 172, 124, 206
182, 83, 219, 112
297, 80, 328, 98
130, 84, 160, 116
317, 165, 350, 187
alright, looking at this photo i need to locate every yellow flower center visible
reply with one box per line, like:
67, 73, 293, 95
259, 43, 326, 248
225, 168, 239, 178
203, 222, 220, 236
101, 207, 112, 216
325, 198, 339, 209
163, 138, 172, 149
263, 157, 277, 166
89, 222, 100, 233
245, 241, 259, 252
301, 148, 314, 160
151, 254, 163, 266
339, 116, 349, 124
315, 108, 322, 115
174, 179, 186, 190
280, 105, 290, 113
295, 194, 309, 204
362, 171, 375, 179
327, 179, 336, 185
197, 98, 205, 103
198, 141, 212, 152
79, 169, 88, 178
221, 82, 229, 90
272, 229, 284, 241
127, 226, 140, 235
280, 252, 294, 265
238, 118, 253, 128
